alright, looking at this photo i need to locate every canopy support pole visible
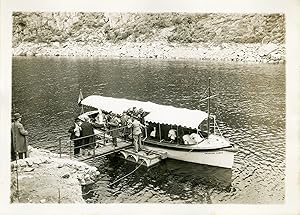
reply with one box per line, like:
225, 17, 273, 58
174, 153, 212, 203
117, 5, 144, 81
176, 125, 179, 144
159, 123, 161, 141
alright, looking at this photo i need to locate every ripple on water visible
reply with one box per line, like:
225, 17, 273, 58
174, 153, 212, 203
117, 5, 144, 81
13, 57, 285, 204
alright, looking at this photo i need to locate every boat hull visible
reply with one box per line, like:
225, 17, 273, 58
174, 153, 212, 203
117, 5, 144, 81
143, 143, 236, 169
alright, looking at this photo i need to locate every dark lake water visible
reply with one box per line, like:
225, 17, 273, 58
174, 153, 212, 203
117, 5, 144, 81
12, 56, 285, 204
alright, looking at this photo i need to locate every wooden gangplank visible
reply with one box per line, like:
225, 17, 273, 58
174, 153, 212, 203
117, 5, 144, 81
78, 141, 132, 161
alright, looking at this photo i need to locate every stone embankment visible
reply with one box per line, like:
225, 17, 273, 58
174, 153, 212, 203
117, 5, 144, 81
10, 146, 100, 203
13, 41, 285, 64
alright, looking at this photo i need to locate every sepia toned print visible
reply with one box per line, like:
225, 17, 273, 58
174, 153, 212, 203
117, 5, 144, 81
11, 12, 285, 204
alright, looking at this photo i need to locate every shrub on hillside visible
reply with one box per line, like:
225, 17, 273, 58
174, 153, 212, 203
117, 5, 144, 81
12, 12, 285, 46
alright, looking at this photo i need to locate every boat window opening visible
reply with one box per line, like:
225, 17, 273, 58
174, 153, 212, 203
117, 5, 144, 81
146, 123, 198, 145
147, 122, 159, 140
176, 125, 179, 144
199, 118, 215, 138
159, 124, 170, 143
196, 127, 204, 139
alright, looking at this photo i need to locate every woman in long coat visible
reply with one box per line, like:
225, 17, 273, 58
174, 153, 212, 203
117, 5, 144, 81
80, 116, 95, 150
11, 113, 29, 159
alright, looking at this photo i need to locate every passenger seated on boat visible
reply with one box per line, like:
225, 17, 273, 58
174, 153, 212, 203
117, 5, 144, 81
168, 129, 177, 143
182, 134, 192, 145
150, 127, 156, 138
182, 133, 203, 145
190, 133, 203, 144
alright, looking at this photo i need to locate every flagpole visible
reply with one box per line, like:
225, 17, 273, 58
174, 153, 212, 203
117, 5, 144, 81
78, 89, 84, 114
81, 104, 84, 114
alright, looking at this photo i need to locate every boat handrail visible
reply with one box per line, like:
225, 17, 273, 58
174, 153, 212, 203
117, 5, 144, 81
69, 125, 128, 141
56, 125, 129, 158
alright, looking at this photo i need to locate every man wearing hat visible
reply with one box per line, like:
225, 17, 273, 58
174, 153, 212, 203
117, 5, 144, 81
108, 113, 120, 147
68, 117, 83, 155
11, 113, 29, 160
120, 111, 130, 141
128, 115, 145, 152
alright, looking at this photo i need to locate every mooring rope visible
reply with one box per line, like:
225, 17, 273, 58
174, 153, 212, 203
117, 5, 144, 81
82, 160, 145, 197
109, 160, 145, 186
199, 86, 209, 101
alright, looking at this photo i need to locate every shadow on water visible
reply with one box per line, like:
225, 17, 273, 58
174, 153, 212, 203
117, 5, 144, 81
82, 156, 232, 203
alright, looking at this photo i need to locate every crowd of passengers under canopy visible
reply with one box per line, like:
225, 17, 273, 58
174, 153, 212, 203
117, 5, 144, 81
81, 106, 208, 145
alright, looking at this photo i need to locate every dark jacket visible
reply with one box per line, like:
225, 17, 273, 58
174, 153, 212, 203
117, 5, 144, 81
81, 121, 94, 137
81, 121, 95, 148
11, 121, 28, 153
108, 116, 120, 138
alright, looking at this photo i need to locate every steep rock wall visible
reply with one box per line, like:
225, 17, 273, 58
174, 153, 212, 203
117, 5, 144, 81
12, 12, 285, 63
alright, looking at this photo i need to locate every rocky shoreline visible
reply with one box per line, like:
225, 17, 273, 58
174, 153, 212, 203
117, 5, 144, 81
10, 146, 100, 203
13, 41, 285, 64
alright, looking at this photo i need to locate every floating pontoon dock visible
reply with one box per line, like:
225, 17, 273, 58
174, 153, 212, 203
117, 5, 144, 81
58, 129, 167, 167
76, 141, 167, 167
118, 148, 167, 167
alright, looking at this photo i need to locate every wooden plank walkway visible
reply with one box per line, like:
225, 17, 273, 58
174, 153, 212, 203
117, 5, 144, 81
77, 141, 132, 161
71, 130, 168, 167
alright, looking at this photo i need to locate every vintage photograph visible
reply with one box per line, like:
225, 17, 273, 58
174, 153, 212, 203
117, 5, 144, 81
9, 11, 287, 206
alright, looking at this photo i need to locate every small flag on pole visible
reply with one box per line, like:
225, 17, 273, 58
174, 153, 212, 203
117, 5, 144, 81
78, 89, 83, 105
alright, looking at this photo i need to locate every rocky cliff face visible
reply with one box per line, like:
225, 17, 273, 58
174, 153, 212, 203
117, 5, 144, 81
12, 12, 285, 47
12, 12, 285, 63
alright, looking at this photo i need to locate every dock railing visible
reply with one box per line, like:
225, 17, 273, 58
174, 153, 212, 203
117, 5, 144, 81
57, 125, 130, 160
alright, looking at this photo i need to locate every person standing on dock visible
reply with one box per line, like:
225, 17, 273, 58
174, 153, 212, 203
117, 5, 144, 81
136, 108, 146, 124
68, 118, 82, 155
121, 111, 130, 141
81, 116, 95, 154
94, 109, 105, 129
129, 115, 145, 152
108, 113, 120, 147
11, 113, 29, 160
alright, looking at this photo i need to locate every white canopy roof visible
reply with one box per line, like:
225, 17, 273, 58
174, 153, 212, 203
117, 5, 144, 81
81, 95, 208, 129
81, 95, 157, 114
